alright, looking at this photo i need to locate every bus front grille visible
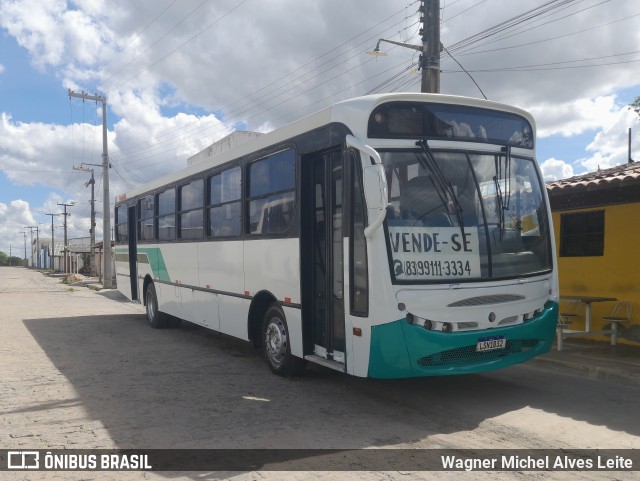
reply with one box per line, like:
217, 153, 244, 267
416, 339, 540, 367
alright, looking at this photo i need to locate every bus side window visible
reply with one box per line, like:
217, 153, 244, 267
116, 205, 128, 242
178, 178, 204, 240
138, 195, 154, 241
350, 150, 368, 316
157, 188, 176, 241
208, 166, 242, 237
247, 149, 296, 235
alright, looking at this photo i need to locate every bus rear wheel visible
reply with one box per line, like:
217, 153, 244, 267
262, 303, 306, 376
145, 283, 168, 329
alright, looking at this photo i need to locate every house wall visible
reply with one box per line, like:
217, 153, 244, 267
552, 203, 640, 344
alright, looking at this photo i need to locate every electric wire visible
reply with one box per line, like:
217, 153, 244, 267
442, 0, 491, 24
453, 12, 640, 58
104, 0, 627, 181
112, 10, 418, 160
443, 50, 640, 73
104, 0, 251, 93
452, 0, 610, 55
101, 0, 210, 90
446, 0, 580, 53
99, 0, 179, 71
442, 45, 487, 99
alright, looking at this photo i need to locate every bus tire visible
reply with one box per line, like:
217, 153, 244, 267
145, 282, 167, 329
262, 303, 306, 376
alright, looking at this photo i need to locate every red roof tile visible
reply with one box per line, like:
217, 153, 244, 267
546, 162, 640, 193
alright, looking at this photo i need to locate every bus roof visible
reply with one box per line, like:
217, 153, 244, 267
116, 93, 535, 202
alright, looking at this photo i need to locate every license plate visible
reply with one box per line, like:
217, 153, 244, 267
476, 336, 506, 352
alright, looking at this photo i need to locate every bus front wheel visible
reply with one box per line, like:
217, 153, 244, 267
262, 303, 306, 376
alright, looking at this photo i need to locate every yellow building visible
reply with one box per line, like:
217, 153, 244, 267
547, 162, 640, 345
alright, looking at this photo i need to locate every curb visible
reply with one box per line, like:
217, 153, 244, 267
530, 356, 640, 387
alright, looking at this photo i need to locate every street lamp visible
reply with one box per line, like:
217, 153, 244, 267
367, 0, 441, 93
368, 37, 439, 93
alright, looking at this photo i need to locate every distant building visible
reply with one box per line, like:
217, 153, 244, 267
547, 162, 640, 344
31, 237, 62, 270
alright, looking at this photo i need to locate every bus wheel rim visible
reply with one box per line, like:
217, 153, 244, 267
147, 290, 155, 320
265, 318, 287, 366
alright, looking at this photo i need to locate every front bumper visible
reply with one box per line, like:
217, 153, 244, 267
368, 301, 558, 378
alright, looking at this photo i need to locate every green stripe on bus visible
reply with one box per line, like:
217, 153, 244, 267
137, 247, 171, 282
114, 247, 171, 282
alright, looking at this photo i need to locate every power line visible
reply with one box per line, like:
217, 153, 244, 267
104, 0, 251, 93
443, 53, 640, 73
99, 0, 179, 71
452, 0, 611, 55
111, 9, 417, 161
442, 45, 487, 99
442, 0, 491, 24
446, 0, 580, 53
453, 12, 640, 58
101, 0, 210, 89
105, 0, 628, 183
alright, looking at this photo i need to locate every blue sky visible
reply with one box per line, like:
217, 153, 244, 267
1, 0, 639, 256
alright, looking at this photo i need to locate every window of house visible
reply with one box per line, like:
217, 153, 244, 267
560, 210, 604, 257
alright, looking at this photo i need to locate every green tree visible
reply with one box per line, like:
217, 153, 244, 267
630, 96, 640, 118
0, 251, 26, 267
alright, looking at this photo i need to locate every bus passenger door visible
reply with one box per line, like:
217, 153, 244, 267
301, 149, 346, 366
127, 205, 138, 301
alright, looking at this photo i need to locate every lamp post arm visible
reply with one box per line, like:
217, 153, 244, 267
376, 38, 422, 52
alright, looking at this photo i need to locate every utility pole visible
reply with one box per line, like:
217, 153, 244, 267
25, 226, 36, 267
35, 226, 40, 268
57, 202, 74, 274
68, 89, 112, 288
9, 244, 11, 267
45, 213, 61, 271
422, 0, 440, 93
74, 164, 98, 276
370, 0, 440, 93
23, 232, 27, 261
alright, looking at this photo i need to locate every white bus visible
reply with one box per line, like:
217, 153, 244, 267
114, 93, 558, 378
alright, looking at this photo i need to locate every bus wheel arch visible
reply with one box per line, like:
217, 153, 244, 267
248, 291, 277, 349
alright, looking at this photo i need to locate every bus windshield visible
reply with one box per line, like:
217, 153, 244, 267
382, 149, 552, 283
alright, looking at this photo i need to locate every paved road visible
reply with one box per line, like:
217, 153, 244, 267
1, 267, 639, 481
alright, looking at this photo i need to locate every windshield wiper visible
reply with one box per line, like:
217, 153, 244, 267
494, 145, 512, 238
416, 140, 465, 233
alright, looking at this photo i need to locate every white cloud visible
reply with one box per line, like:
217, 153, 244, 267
579, 107, 640, 172
528, 96, 620, 139
539, 157, 574, 182
0, 199, 35, 255
0, 0, 112, 70
0, 64, 4, 74
1, 0, 640, 252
